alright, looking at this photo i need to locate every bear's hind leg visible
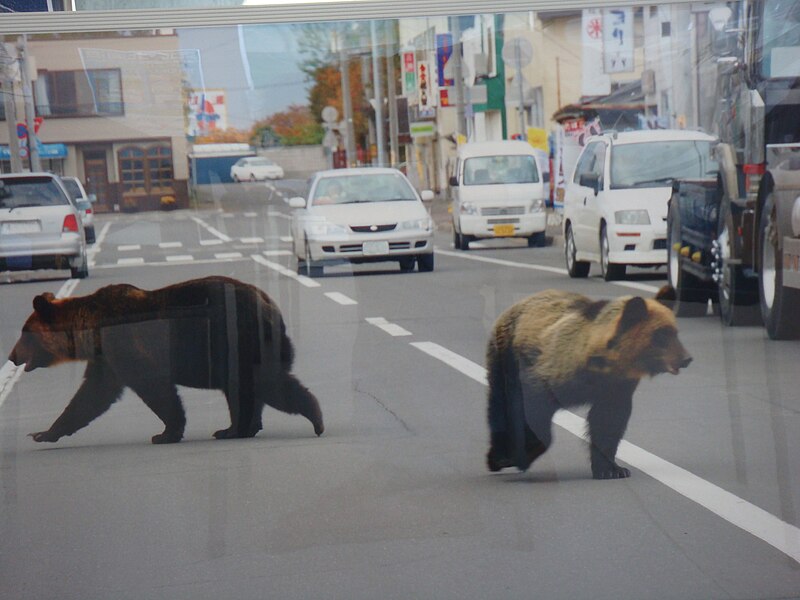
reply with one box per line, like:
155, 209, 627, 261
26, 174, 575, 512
261, 373, 324, 436
126, 378, 186, 444
30, 361, 123, 443
587, 391, 633, 480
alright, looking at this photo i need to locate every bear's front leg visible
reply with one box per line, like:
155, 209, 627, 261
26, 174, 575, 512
29, 361, 124, 443
586, 389, 633, 480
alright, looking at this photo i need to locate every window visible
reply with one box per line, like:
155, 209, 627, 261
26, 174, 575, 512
35, 68, 123, 117
118, 144, 173, 193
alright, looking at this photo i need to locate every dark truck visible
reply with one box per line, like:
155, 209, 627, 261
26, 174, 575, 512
666, 0, 800, 339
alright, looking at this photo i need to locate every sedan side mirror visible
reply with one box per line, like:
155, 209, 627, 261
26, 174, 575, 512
579, 172, 601, 195
88, 193, 97, 203
288, 197, 306, 209
420, 190, 434, 202
448, 175, 459, 187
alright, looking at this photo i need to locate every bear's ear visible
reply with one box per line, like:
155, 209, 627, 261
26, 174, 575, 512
32, 293, 57, 321
655, 285, 676, 308
617, 296, 648, 334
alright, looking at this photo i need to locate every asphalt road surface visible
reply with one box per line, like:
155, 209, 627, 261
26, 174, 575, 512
1, 181, 798, 600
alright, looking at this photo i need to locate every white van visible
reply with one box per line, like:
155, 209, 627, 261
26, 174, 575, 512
449, 140, 547, 250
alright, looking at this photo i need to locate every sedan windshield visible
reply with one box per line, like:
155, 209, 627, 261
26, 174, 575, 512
312, 174, 417, 205
0, 178, 70, 209
610, 140, 718, 189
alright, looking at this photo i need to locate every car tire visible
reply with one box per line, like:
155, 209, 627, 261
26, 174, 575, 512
527, 231, 546, 248
233, 174, 240, 182
70, 248, 89, 279
453, 228, 462, 250
250, 174, 257, 182
417, 252, 434, 272
716, 204, 758, 326
85, 226, 96, 245
565, 223, 590, 278
600, 225, 626, 281
399, 257, 416, 272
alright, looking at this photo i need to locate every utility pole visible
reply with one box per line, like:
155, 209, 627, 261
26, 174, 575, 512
337, 23, 357, 167
370, 20, 386, 167
17, 35, 41, 172
451, 17, 467, 141
0, 42, 23, 172
385, 20, 399, 168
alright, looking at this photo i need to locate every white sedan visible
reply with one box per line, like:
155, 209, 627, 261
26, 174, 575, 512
288, 168, 435, 276
230, 156, 284, 181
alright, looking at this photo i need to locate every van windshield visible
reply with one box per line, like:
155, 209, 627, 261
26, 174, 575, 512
463, 155, 539, 185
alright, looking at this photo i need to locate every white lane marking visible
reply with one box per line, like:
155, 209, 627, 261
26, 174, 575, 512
215, 252, 243, 260
240, 237, 264, 244
92, 256, 250, 270
94, 221, 111, 246
117, 257, 145, 266
2, 275, 84, 409
190, 216, 232, 242
244, 212, 257, 217
199, 239, 225, 246
325, 292, 358, 306
410, 340, 800, 565
436, 247, 661, 294
165, 255, 194, 262
365, 317, 412, 337
159, 242, 183, 249
250, 254, 320, 288
118, 244, 141, 251
87, 222, 112, 268
263, 250, 291, 256
280, 236, 293, 243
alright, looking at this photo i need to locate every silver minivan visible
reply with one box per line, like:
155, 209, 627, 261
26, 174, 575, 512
0, 173, 89, 279
449, 140, 548, 250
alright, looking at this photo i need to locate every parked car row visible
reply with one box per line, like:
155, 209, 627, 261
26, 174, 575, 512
0, 172, 91, 280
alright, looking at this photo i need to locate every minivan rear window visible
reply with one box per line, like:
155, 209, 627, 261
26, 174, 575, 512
464, 155, 540, 185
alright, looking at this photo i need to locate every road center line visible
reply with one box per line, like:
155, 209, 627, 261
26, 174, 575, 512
250, 254, 320, 288
325, 292, 358, 305
190, 216, 233, 242
409, 340, 800, 564
365, 317, 412, 337
435, 247, 661, 294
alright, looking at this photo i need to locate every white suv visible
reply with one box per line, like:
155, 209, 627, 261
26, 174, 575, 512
563, 129, 717, 280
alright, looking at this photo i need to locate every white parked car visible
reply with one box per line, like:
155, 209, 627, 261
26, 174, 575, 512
563, 129, 718, 280
449, 140, 548, 249
230, 156, 284, 181
61, 176, 96, 244
0, 172, 89, 279
289, 168, 435, 276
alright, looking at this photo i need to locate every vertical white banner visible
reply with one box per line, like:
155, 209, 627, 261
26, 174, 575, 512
582, 9, 611, 96
603, 7, 635, 73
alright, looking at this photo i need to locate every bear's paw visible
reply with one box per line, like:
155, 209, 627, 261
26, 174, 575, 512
592, 465, 631, 480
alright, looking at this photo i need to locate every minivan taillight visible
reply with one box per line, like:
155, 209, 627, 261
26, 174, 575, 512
62, 214, 79, 233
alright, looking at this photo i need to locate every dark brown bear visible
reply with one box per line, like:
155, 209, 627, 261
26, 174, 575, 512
9, 276, 324, 444
486, 287, 691, 479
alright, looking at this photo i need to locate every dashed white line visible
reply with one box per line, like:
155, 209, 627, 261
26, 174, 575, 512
199, 239, 225, 246
159, 242, 183, 249
190, 216, 232, 242
215, 252, 243, 260
240, 237, 264, 244
165, 255, 194, 262
410, 339, 800, 565
117, 257, 145, 265
365, 317, 412, 337
118, 244, 141, 252
325, 292, 358, 306
279, 236, 293, 243
263, 250, 291, 256
250, 254, 320, 288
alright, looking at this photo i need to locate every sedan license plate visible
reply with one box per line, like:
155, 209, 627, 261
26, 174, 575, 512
1, 220, 41, 234
363, 240, 389, 255
493, 224, 515, 237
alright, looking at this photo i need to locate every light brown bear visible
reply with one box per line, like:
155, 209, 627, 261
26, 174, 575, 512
9, 276, 324, 444
486, 287, 691, 479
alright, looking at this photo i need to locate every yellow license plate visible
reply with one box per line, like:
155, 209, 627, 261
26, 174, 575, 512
493, 224, 515, 237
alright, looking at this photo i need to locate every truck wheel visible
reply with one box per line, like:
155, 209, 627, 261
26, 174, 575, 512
759, 195, 800, 339
716, 208, 759, 326
565, 224, 589, 278
667, 200, 710, 317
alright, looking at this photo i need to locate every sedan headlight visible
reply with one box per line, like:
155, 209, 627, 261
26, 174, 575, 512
615, 210, 651, 225
306, 221, 348, 236
399, 217, 432, 231
460, 201, 478, 215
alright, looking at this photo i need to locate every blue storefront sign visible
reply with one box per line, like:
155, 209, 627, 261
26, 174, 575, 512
0, 143, 68, 160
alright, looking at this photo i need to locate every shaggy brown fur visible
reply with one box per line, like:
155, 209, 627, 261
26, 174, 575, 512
9, 276, 323, 444
486, 287, 691, 479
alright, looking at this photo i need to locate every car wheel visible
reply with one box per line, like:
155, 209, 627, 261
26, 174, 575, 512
716, 206, 758, 326
233, 174, 240, 182
453, 228, 462, 250
70, 247, 89, 279
250, 173, 257, 182
300, 241, 323, 277
667, 200, 710, 317
600, 225, 625, 281
565, 224, 590, 278
527, 231, 546, 248
399, 256, 416, 272
85, 226, 96, 245
417, 252, 434, 272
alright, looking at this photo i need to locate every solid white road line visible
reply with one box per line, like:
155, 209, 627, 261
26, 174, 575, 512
410, 340, 800, 565
56, 278, 79, 299
436, 247, 661, 294
365, 317, 412, 337
325, 292, 358, 306
250, 254, 321, 288
190, 216, 233, 242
